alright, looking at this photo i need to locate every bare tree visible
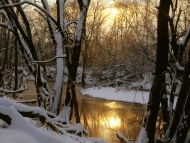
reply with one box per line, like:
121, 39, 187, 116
64, 0, 91, 123
138, 1, 170, 143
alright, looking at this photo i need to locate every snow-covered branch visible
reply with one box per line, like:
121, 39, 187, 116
116, 133, 129, 143
0, 87, 25, 94
0, 22, 13, 32
179, 26, 190, 47
0, 97, 91, 142
65, 20, 78, 29
0, 98, 71, 143
32, 55, 66, 64
0, 44, 14, 52
0, 1, 58, 30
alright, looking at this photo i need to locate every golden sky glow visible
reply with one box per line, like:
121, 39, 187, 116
103, 2, 120, 27
104, 7, 119, 18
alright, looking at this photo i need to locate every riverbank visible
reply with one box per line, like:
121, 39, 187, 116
81, 86, 179, 109
81, 87, 149, 105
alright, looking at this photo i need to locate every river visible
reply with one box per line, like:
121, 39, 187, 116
16, 81, 145, 143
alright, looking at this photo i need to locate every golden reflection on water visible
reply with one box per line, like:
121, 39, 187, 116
106, 115, 121, 129
106, 102, 121, 108
100, 111, 121, 130
80, 99, 145, 143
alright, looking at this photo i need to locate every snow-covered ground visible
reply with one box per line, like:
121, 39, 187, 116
81, 87, 149, 104
0, 97, 107, 143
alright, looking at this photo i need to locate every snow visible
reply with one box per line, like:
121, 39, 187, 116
81, 87, 149, 104
0, 129, 40, 143
136, 127, 149, 143
58, 106, 71, 124
75, 0, 90, 43
0, 97, 105, 143
87, 138, 107, 143
81, 86, 178, 109
176, 62, 184, 71
83, 0, 88, 6
51, 32, 64, 114
40, 0, 65, 114
0, 102, 67, 143
116, 132, 129, 143
130, 74, 152, 90
76, 10, 85, 42
180, 26, 190, 46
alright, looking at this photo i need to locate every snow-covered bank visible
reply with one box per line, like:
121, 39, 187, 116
0, 97, 107, 143
81, 87, 149, 104
81, 87, 178, 109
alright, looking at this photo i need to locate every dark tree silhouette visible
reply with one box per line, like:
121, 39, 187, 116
142, 0, 170, 142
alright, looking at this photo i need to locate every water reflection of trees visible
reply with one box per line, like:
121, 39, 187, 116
80, 99, 145, 142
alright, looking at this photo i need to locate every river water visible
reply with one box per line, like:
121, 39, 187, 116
17, 81, 145, 143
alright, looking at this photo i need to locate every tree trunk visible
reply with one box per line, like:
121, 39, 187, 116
82, 48, 87, 87
41, 0, 65, 114
142, 0, 170, 142
65, 69, 80, 123
64, 0, 91, 123
14, 39, 18, 91
51, 32, 64, 114
175, 80, 190, 143
161, 88, 170, 133
166, 55, 190, 141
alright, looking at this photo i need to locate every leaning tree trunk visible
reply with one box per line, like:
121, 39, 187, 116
175, 59, 190, 143
64, 0, 91, 123
164, 27, 190, 142
41, 0, 65, 114
14, 39, 18, 91
175, 66, 190, 142
140, 0, 170, 143
165, 59, 190, 141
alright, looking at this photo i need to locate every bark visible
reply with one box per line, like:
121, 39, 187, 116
82, 40, 88, 87
169, 20, 178, 60
179, 27, 190, 63
3, 0, 54, 108
163, 52, 190, 143
41, 0, 65, 114
51, 32, 64, 114
14, 39, 18, 91
144, 75, 166, 143
81, 56, 87, 87
175, 80, 190, 143
161, 91, 170, 133
169, 7, 181, 61
164, 25, 190, 142
3, 0, 38, 60
166, 57, 190, 141
65, 71, 80, 123
0, 15, 9, 87
142, 0, 170, 142
0, 113, 11, 125
169, 81, 177, 114
64, 0, 91, 123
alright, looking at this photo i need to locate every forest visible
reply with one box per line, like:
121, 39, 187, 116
0, 0, 190, 143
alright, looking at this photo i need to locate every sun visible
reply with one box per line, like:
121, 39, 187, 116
104, 3, 120, 18
107, 7, 119, 18
103, 2, 120, 27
